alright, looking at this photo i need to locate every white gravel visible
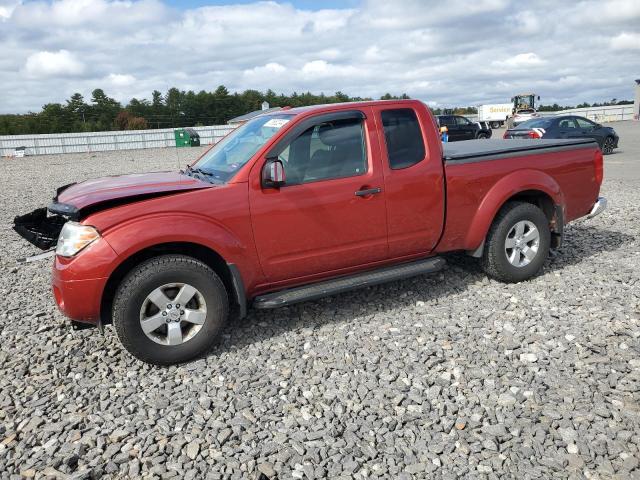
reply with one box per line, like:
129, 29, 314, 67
0, 137, 639, 479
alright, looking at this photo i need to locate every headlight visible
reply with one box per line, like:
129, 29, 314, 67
56, 222, 100, 257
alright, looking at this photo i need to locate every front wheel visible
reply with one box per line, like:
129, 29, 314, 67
481, 202, 550, 283
113, 255, 229, 365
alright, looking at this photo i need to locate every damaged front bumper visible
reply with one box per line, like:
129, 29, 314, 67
13, 207, 67, 250
13, 183, 78, 251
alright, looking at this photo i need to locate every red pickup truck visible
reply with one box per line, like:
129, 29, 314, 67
14, 100, 606, 364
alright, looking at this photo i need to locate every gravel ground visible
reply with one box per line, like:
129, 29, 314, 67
1, 125, 639, 479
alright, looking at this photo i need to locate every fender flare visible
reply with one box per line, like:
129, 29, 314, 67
99, 212, 257, 319
464, 169, 565, 252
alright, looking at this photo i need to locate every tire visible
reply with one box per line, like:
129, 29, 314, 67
490, 121, 500, 129
602, 136, 615, 155
477, 133, 489, 139
113, 255, 229, 365
481, 202, 551, 283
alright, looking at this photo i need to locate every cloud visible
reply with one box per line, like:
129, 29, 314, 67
494, 53, 546, 69
107, 73, 137, 86
610, 32, 640, 50
0, 0, 20, 21
0, 0, 638, 113
24, 50, 85, 78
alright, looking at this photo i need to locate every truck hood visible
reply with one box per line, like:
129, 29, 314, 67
54, 171, 212, 214
13, 171, 213, 250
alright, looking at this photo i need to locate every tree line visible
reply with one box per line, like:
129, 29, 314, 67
0, 87, 632, 136
0, 87, 409, 135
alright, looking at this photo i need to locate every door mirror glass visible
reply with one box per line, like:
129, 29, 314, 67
262, 159, 286, 188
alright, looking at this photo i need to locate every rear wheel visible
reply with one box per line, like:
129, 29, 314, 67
113, 255, 228, 365
602, 136, 615, 155
481, 202, 550, 283
477, 133, 489, 139
490, 121, 501, 129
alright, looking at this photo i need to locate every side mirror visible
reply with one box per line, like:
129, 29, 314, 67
262, 159, 286, 188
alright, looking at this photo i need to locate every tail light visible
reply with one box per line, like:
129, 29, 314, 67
503, 131, 509, 139
527, 130, 541, 139
594, 149, 603, 186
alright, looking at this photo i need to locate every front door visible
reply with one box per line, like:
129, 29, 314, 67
249, 108, 389, 283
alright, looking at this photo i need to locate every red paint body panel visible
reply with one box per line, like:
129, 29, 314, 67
46, 99, 602, 324
51, 238, 119, 322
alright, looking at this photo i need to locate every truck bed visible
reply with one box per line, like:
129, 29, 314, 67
443, 138, 597, 164
437, 137, 602, 254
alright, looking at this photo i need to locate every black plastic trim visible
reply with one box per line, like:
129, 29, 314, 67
228, 263, 247, 318
13, 207, 67, 250
254, 257, 445, 309
551, 204, 564, 249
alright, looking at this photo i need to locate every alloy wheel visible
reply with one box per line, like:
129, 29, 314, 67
139, 282, 207, 345
504, 220, 540, 268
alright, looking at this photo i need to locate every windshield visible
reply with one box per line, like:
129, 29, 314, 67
516, 118, 552, 129
191, 113, 294, 182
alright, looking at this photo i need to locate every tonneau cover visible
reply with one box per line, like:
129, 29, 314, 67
444, 138, 597, 163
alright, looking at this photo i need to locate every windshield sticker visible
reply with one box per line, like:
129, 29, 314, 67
263, 118, 290, 129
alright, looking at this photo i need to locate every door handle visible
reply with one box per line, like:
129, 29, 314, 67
355, 187, 382, 197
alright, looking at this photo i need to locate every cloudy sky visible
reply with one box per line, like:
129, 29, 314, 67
0, 0, 638, 113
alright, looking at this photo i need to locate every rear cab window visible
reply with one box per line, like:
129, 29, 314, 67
381, 109, 426, 169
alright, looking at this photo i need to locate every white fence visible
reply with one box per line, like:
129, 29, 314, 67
0, 124, 236, 157
544, 105, 635, 123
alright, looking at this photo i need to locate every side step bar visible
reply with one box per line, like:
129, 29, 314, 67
253, 257, 445, 309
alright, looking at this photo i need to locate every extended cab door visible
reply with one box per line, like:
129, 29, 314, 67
248, 109, 389, 283
373, 106, 445, 258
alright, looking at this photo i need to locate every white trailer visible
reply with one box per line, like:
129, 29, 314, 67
477, 103, 513, 128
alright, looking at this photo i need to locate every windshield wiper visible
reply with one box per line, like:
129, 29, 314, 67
184, 165, 222, 184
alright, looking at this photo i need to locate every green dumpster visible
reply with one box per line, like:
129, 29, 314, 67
174, 128, 201, 147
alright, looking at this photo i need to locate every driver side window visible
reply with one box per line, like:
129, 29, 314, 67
279, 118, 367, 186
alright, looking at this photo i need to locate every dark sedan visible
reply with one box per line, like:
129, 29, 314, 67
503, 115, 619, 154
